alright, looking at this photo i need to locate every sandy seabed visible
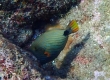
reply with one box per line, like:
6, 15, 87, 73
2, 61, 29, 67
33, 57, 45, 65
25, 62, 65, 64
56, 0, 110, 80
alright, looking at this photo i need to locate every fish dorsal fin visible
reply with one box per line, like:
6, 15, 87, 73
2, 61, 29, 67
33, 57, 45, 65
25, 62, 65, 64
45, 23, 64, 31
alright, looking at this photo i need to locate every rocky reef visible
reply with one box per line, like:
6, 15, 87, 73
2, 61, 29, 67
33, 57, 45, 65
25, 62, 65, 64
0, 0, 80, 20
1, 0, 110, 80
0, 0, 82, 80
0, 0, 81, 47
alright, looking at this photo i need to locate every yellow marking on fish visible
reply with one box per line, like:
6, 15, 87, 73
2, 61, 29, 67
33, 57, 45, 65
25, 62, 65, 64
44, 51, 51, 57
72, 26, 79, 32
68, 20, 79, 32
69, 20, 75, 26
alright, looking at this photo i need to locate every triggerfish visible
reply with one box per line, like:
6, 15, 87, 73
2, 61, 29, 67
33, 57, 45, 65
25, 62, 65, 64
30, 20, 79, 65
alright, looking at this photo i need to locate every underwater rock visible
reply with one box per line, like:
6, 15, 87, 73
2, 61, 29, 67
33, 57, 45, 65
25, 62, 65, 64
0, 0, 81, 47
0, 0, 81, 21
0, 0, 81, 79
0, 34, 41, 80
0, 23, 33, 46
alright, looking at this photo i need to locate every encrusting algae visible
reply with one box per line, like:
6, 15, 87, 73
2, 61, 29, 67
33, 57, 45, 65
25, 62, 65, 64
30, 20, 79, 65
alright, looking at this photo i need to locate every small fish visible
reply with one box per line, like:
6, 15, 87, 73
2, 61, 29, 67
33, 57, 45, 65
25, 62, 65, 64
30, 20, 79, 65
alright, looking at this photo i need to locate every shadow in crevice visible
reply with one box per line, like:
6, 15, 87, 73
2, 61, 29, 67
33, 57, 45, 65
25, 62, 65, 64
39, 33, 90, 79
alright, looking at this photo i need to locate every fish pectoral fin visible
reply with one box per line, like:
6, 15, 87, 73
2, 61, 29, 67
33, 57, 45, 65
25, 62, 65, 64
44, 51, 51, 57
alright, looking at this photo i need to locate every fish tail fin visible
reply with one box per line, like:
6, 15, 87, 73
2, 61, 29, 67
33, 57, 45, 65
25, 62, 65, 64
64, 20, 79, 36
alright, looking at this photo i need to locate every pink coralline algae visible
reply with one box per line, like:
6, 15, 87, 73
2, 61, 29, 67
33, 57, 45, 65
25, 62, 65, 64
0, 50, 15, 79
74, 55, 92, 65
0, 36, 41, 80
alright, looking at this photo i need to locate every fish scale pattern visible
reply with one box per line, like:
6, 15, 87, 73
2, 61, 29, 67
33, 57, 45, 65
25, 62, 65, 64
31, 29, 68, 64
33, 30, 68, 52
